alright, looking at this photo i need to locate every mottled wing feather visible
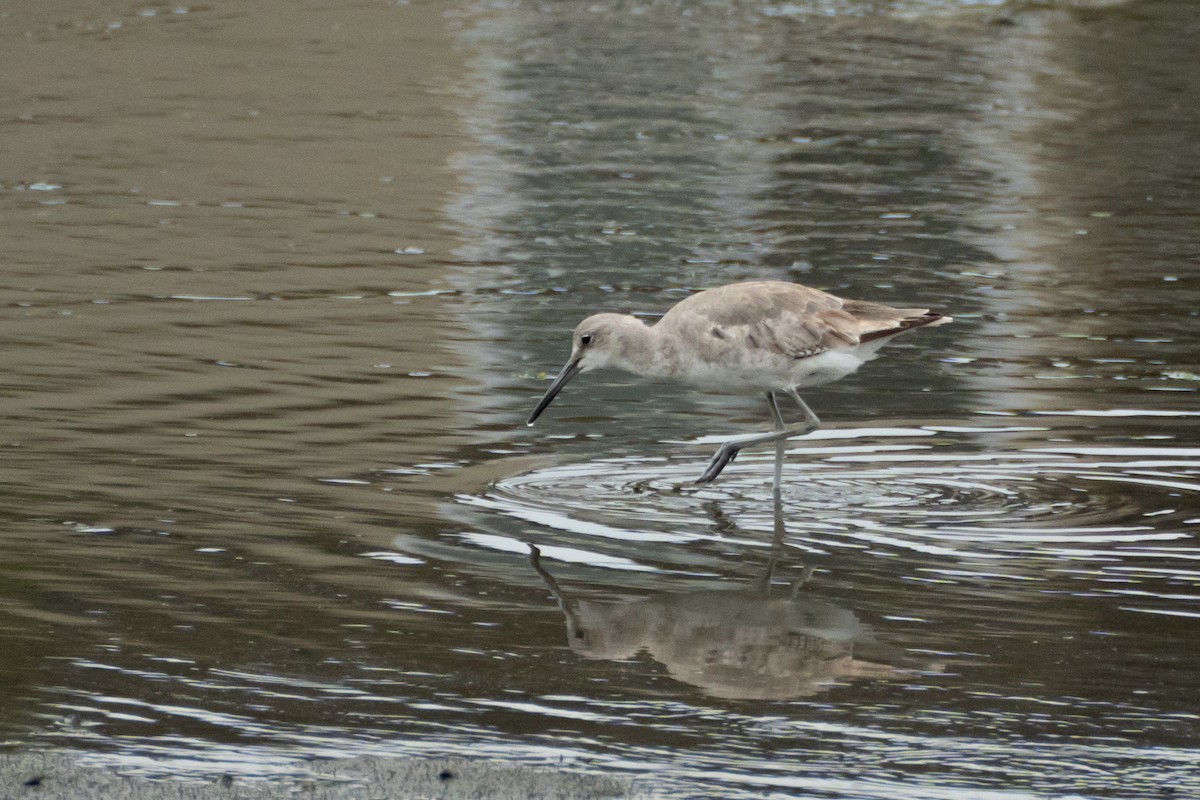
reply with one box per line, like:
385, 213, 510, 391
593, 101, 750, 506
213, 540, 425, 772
744, 306, 857, 358
665, 282, 939, 360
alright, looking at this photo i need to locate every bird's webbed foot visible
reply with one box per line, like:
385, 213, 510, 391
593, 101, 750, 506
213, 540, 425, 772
696, 442, 740, 484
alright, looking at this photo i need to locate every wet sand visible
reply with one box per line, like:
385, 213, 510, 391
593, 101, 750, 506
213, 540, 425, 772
1, 752, 637, 799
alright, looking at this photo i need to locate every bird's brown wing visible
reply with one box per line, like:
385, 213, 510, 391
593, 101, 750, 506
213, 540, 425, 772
661, 282, 850, 358
666, 282, 941, 360
839, 300, 948, 344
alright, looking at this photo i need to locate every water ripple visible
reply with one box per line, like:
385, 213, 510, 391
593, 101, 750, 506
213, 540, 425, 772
465, 433, 1200, 610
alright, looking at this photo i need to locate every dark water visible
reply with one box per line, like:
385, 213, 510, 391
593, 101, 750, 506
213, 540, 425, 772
3, 0, 1199, 797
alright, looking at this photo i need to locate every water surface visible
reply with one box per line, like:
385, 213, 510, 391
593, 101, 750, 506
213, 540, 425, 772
2, 0, 1198, 797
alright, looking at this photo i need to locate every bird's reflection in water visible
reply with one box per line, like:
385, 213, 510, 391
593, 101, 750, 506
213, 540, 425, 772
529, 450, 941, 700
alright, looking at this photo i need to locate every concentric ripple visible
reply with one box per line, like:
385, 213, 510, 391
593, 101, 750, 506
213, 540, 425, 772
459, 432, 1200, 611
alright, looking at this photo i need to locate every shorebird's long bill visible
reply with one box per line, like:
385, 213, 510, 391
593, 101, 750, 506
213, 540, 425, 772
526, 358, 581, 425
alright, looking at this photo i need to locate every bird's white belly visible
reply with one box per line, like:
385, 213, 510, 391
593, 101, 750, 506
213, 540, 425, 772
675, 348, 867, 394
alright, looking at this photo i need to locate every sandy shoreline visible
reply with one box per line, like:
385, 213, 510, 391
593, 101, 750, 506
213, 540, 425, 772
1, 752, 639, 799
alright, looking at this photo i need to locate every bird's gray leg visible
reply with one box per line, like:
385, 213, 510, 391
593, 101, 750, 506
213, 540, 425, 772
696, 392, 778, 484
770, 392, 786, 495
768, 390, 787, 430
695, 389, 821, 484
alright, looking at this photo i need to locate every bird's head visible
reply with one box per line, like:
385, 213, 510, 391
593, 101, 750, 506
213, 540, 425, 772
526, 313, 646, 425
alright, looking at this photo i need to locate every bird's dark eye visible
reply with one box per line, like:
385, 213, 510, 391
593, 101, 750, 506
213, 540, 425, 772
580, 334, 593, 346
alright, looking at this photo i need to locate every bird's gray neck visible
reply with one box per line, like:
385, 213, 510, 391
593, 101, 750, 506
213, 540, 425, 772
610, 318, 673, 380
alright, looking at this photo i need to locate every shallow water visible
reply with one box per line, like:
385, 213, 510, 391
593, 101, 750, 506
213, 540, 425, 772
2, 0, 1198, 797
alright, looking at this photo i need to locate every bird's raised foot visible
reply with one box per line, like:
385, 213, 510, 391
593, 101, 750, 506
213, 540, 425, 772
696, 443, 740, 484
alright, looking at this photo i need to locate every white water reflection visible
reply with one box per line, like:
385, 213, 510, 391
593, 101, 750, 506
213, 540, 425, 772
476, 432, 1198, 563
